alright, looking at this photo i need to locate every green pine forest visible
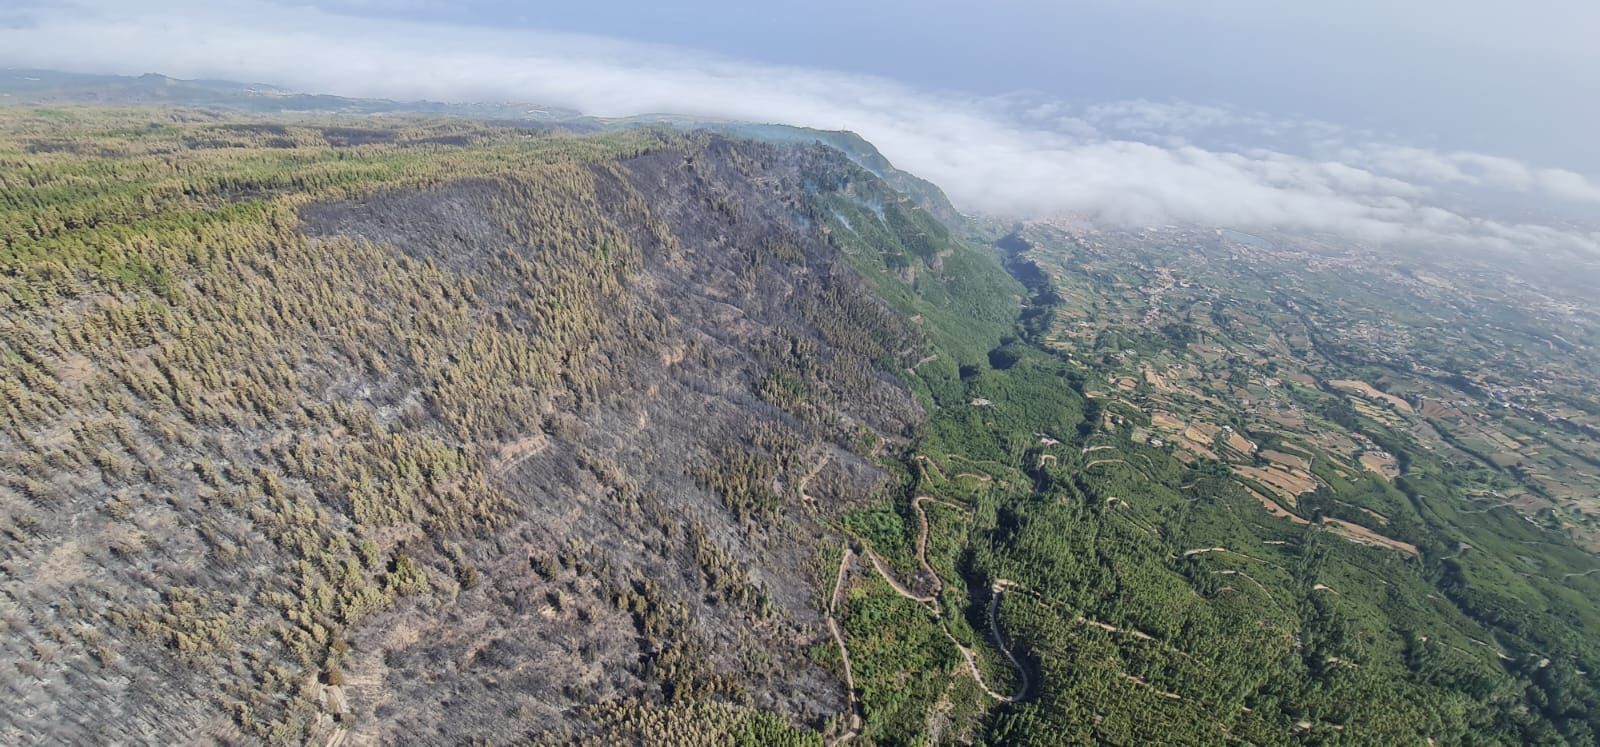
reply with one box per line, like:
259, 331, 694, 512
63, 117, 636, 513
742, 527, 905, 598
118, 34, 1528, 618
0, 106, 1596, 745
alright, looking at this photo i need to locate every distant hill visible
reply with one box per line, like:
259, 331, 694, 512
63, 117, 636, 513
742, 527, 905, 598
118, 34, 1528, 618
0, 69, 966, 222
0, 68, 584, 119
5, 75, 1597, 746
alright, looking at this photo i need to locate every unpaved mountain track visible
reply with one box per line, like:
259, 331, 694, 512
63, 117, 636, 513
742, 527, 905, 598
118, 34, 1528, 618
842, 438, 1293, 727
980, 581, 1029, 702
1002, 585, 1196, 664
913, 498, 942, 598
863, 549, 937, 604
921, 577, 1028, 703
945, 454, 1006, 467
824, 545, 862, 746
822, 455, 1033, 739
798, 450, 832, 506
843, 491, 1031, 706
912, 496, 970, 598
914, 454, 950, 482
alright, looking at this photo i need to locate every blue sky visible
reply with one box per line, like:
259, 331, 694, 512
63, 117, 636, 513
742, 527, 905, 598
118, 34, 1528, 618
3, 0, 1598, 256
301, 0, 1600, 171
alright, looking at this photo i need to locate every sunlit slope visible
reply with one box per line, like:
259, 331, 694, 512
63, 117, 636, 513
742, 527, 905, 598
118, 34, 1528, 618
0, 108, 1012, 744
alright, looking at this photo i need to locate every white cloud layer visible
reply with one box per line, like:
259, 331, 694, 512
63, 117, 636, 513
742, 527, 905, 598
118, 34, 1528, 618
2, 0, 1598, 257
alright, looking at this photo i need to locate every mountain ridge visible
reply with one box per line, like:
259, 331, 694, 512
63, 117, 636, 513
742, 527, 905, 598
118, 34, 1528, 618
3, 92, 1599, 745
0, 107, 1024, 743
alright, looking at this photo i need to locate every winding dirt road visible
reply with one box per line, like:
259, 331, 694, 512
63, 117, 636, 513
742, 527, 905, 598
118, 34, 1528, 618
798, 450, 831, 505
977, 581, 1030, 702
824, 545, 863, 745
863, 549, 936, 603
912, 496, 970, 596
824, 444, 1238, 730
847, 494, 1031, 705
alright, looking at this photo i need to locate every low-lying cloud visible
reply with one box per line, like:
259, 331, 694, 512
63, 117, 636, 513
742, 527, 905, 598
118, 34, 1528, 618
3, 0, 1598, 257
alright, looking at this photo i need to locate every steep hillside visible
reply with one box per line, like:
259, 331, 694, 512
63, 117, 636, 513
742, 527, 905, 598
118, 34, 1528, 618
0, 109, 1016, 744
7, 104, 1596, 747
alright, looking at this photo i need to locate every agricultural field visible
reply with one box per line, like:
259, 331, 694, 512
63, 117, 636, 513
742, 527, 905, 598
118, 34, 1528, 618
1005, 219, 1600, 551
2, 102, 1598, 745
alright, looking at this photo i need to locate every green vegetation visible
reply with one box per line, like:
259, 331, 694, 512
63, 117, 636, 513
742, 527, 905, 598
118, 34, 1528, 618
0, 107, 941, 744
2, 104, 1597, 746
902, 220, 1600, 744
